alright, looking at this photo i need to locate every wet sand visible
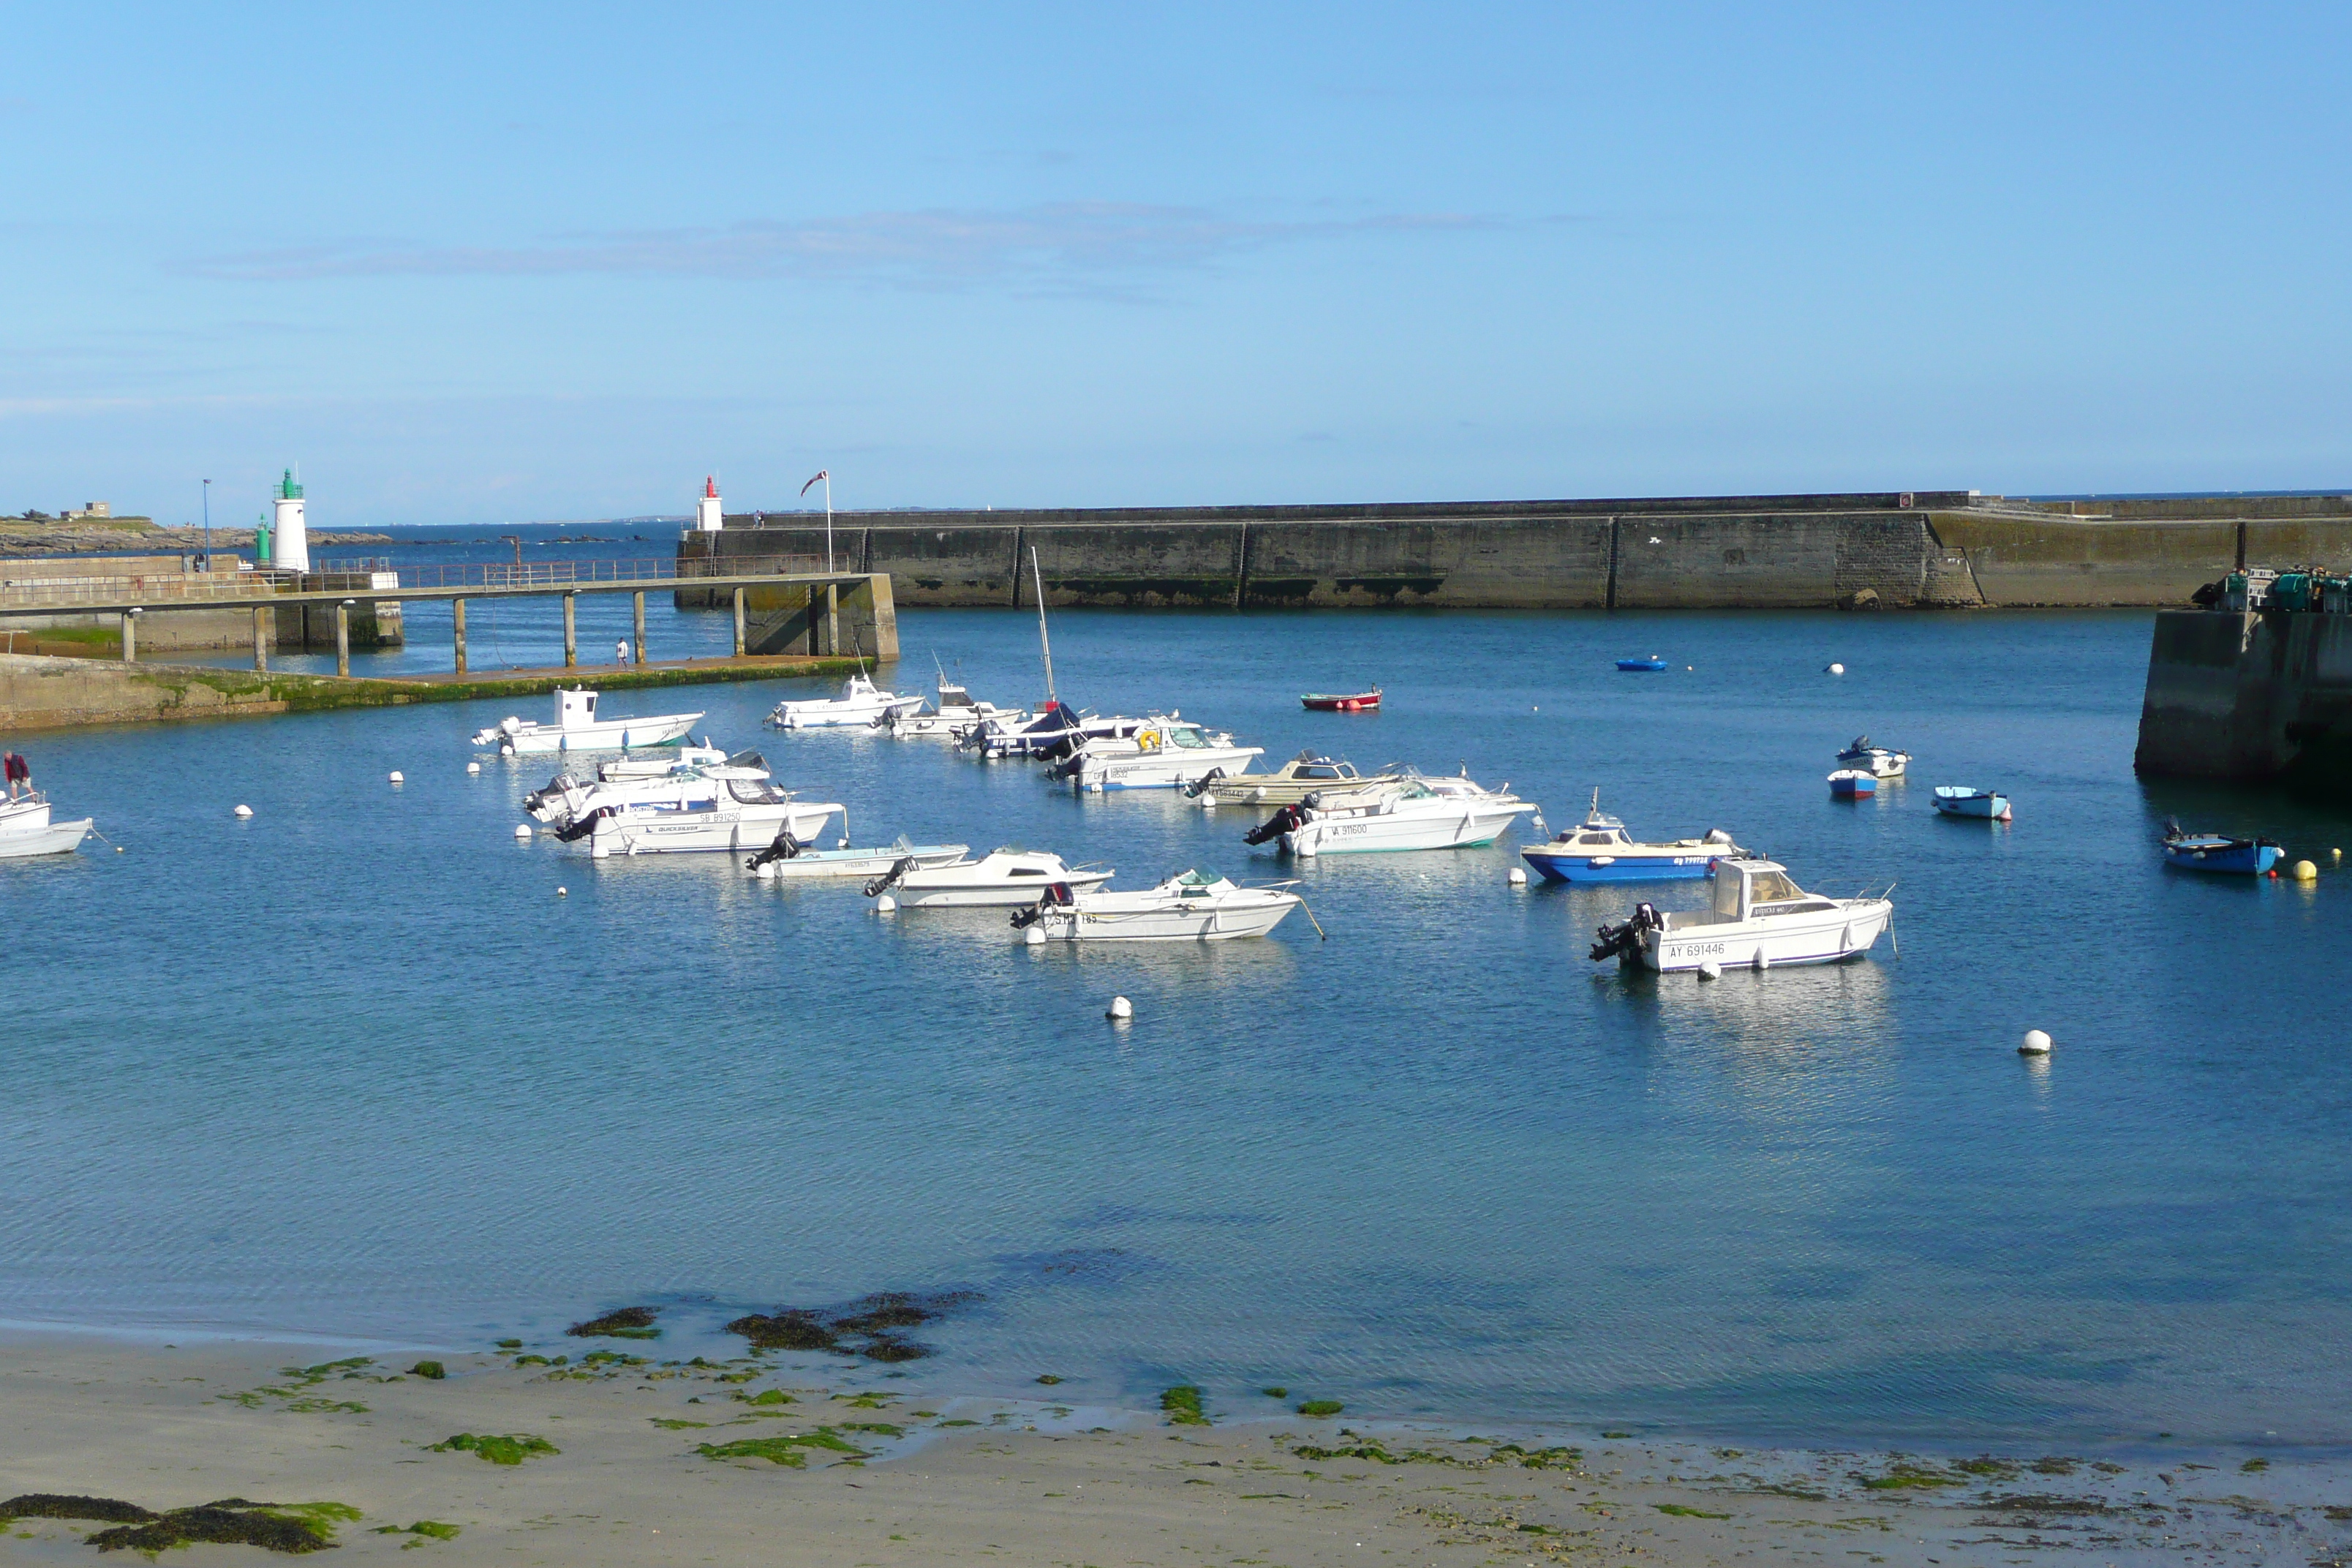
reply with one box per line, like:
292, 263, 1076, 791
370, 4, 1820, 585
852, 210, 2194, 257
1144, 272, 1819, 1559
0, 1331, 2340, 1565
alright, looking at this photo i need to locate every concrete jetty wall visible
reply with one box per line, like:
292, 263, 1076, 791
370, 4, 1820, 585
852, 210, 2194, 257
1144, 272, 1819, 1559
683, 491, 2352, 611
2134, 609, 2352, 792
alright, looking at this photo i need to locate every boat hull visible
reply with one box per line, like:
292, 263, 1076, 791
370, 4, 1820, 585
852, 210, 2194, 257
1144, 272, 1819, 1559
1828, 771, 1877, 798
497, 714, 701, 754
1932, 793, 2012, 821
775, 696, 924, 729
1301, 692, 1380, 711
1283, 802, 1529, 855
1638, 900, 1892, 972
1072, 746, 1265, 792
1035, 894, 1298, 941
895, 870, 1115, 908
1520, 848, 1719, 883
2163, 841, 2282, 875
0, 817, 91, 858
591, 801, 838, 854
755, 844, 969, 879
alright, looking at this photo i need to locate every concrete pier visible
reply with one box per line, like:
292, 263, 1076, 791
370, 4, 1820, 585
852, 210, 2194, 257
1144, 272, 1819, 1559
682, 491, 2352, 611
2135, 608, 2352, 793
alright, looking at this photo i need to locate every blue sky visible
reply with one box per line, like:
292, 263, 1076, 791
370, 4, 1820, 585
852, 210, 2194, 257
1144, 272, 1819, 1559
5, 3, 2349, 526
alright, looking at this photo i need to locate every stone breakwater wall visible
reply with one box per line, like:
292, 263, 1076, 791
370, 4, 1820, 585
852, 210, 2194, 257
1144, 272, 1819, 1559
2134, 609, 2352, 792
682, 491, 2352, 610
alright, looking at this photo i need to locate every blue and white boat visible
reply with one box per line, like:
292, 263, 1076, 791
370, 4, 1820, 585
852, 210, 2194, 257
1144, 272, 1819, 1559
1520, 791, 1742, 883
1828, 769, 1877, 799
2160, 821, 2282, 875
1932, 785, 2011, 821
1616, 655, 1671, 671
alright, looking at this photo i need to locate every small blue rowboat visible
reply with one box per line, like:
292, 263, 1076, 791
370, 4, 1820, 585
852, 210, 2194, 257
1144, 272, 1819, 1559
1616, 655, 1671, 671
1828, 769, 1877, 798
1932, 785, 2011, 821
2161, 823, 2282, 875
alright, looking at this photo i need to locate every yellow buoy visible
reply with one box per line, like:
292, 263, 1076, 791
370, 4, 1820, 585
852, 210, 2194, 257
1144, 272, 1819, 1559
2291, 859, 2319, 881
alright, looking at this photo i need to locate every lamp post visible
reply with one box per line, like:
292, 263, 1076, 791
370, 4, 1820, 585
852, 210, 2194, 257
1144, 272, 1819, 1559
801, 470, 832, 573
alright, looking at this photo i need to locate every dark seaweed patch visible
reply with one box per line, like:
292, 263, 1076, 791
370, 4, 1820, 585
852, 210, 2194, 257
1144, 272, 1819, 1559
566, 1305, 661, 1339
407, 1360, 447, 1380
1983, 1493, 2114, 1515
725, 1290, 979, 1360
1, 1495, 158, 1523
1, 1496, 358, 1555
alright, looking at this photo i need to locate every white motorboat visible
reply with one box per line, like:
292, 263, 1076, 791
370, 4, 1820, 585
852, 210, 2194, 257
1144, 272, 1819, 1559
543, 774, 841, 856
864, 848, 1114, 907
1246, 772, 1533, 856
1047, 717, 1264, 792
768, 674, 926, 730
745, 809, 970, 881
1590, 858, 1893, 973
596, 743, 738, 780
1190, 750, 1401, 808
1014, 869, 1301, 943
523, 753, 772, 826
877, 671, 1028, 739
0, 794, 93, 859
1836, 736, 1911, 778
472, 688, 702, 755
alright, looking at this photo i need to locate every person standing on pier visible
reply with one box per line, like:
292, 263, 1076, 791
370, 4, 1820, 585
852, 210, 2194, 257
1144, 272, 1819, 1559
616, 637, 630, 665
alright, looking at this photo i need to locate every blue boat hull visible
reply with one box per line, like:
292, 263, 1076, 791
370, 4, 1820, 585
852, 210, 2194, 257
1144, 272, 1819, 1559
2163, 842, 2281, 875
1521, 848, 1718, 883
1616, 659, 1670, 671
1830, 777, 1876, 798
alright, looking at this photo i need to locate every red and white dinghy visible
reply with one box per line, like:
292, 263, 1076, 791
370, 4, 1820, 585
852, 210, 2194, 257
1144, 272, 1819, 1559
1300, 688, 1382, 712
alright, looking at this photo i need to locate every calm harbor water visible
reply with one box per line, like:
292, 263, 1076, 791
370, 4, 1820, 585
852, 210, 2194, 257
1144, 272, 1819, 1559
7, 600, 2350, 1450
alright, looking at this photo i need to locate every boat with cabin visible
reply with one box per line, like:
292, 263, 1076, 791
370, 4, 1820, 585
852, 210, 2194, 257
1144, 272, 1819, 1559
546, 773, 840, 856
1245, 771, 1533, 856
1932, 786, 2012, 821
1518, 791, 1741, 882
1047, 718, 1263, 792
745, 812, 970, 881
472, 688, 702, 755
1836, 736, 1911, 777
864, 848, 1115, 907
2160, 821, 2283, 875
595, 742, 738, 781
1012, 869, 1301, 942
877, 672, 1027, 739
1188, 751, 1401, 807
768, 673, 926, 730
0, 793, 94, 859
524, 752, 772, 826
1589, 858, 1894, 972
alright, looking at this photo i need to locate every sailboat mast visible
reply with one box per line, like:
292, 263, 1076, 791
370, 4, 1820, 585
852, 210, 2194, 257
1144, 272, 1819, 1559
1030, 546, 1056, 703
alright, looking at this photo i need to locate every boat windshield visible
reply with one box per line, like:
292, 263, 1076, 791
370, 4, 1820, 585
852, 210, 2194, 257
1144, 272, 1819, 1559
1299, 764, 1348, 779
728, 780, 791, 804
1747, 869, 1804, 904
725, 750, 766, 770
1166, 726, 1210, 748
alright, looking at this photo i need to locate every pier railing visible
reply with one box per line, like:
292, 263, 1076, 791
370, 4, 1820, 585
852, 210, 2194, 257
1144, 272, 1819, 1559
376, 554, 829, 591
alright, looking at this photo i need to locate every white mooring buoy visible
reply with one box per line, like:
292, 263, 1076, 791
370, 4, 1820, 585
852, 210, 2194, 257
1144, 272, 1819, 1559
388, 771, 404, 785
875, 894, 897, 913
1507, 867, 1528, 886
1826, 663, 1846, 676
500, 742, 515, 756
2020, 1029, 2053, 1055
1024, 925, 1045, 946
591, 842, 609, 859
1697, 960, 1722, 980
1107, 995, 1133, 1020
513, 823, 532, 840
467, 761, 481, 775
557, 886, 568, 897
233, 804, 253, 818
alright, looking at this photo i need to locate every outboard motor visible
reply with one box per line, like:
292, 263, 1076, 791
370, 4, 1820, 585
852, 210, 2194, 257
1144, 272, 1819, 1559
1588, 902, 1662, 963
1244, 802, 1309, 846
1009, 882, 1075, 929
554, 804, 615, 843
862, 856, 918, 899
1180, 766, 1228, 799
746, 827, 806, 871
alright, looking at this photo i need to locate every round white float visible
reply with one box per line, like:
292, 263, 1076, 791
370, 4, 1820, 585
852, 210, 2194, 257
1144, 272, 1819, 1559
875, 894, 897, 913
233, 804, 253, 818
1752, 951, 1771, 971
1697, 960, 1722, 980
1826, 663, 1846, 676
513, 823, 532, 840
591, 842, 609, 859
1024, 926, 1046, 946
557, 886, 568, 897
1107, 995, 1134, 1020
1507, 867, 1528, 886
500, 743, 515, 756
467, 761, 481, 775
2020, 1029, 2053, 1055
388, 771, 404, 785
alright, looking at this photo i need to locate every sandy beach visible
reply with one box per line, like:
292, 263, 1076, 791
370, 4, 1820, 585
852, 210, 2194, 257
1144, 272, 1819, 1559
1, 1330, 2339, 1566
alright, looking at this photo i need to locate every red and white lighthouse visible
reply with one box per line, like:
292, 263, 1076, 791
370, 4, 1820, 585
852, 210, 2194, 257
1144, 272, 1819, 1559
694, 476, 723, 532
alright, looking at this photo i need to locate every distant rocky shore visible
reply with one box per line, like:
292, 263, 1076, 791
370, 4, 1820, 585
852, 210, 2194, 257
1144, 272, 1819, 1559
0, 519, 393, 557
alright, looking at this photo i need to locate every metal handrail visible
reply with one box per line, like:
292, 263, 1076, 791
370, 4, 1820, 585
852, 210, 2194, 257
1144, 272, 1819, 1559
0, 554, 839, 608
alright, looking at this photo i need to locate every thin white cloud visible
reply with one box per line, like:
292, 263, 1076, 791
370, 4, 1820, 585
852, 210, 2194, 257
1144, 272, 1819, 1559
185, 202, 1507, 295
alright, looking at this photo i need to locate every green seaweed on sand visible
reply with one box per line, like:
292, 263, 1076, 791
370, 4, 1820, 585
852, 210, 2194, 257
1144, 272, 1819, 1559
736, 1388, 794, 1406
429, 1433, 559, 1465
1035, 1374, 1065, 1385
1655, 1504, 1732, 1518
407, 1361, 447, 1380
1858, 1464, 1960, 1490
373, 1520, 461, 1542
1952, 1456, 2017, 1477
1262, 1386, 1289, 1398
937, 1419, 980, 1427
567, 1305, 662, 1339
1601, 1429, 1634, 1439
0, 1496, 361, 1556
1160, 1386, 1209, 1425
494, 1338, 522, 1350
840, 1422, 905, 1438
512, 1354, 551, 1367
696, 1430, 869, 1468
1490, 1443, 1583, 1470
1295, 1400, 1343, 1417
1747, 1483, 1829, 1501
650, 1418, 711, 1429
2241, 1457, 2270, 1472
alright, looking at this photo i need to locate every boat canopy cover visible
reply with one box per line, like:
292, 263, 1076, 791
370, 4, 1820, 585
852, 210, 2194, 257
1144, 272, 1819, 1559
1175, 869, 1222, 886
725, 750, 766, 771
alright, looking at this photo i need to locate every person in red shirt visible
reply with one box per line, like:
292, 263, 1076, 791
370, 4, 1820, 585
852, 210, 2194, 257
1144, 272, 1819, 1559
3, 752, 28, 802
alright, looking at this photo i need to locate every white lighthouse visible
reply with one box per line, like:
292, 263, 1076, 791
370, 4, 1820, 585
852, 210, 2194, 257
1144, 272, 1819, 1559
271, 468, 310, 573
695, 475, 723, 532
